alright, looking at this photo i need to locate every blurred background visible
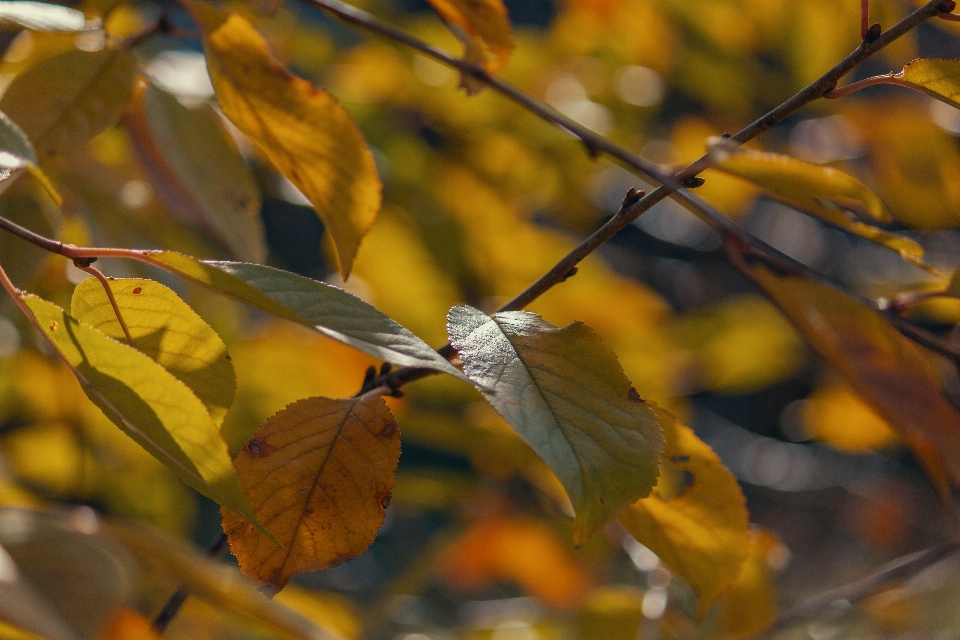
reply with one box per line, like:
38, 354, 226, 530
3, 0, 960, 637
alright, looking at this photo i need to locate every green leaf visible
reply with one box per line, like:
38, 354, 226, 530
70, 277, 236, 428
0, 47, 135, 158
126, 82, 266, 263
892, 58, 960, 109
0, 2, 90, 32
19, 294, 257, 525
447, 305, 663, 543
184, 0, 382, 278
0, 109, 60, 204
711, 144, 926, 268
144, 251, 464, 377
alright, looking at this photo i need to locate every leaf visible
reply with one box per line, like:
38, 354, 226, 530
710, 144, 926, 268
748, 263, 960, 496
0, 47, 135, 158
125, 81, 266, 263
0, 2, 90, 32
436, 514, 591, 608
888, 58, 960, 109
184, 0, 381, 278
801, 381, 899, 453
103, 519, 335, 640
425, 0, 513, 93
143, 251, 464, 377
18, 294, 257, 524
618, 405, 749, 618
712, 530, 782, 637
0, 507, 137, 640
221, 395, 400, 590
0, 109, 59, 204
447, 305, 663, 543
70, 277, 236, 428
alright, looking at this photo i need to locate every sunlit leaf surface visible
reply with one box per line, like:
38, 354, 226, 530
802, 381, 899, 453
750, 264, 960, 494
126, 82, 265, 263
712, 145, 926, 267
618, 405, 749, 617
71, 277, 236, 428
893, 58, 960, 109
0, 2, 89, 31
0, 48, 135, 158
447, 305, 663, 543
185, 0, 381, 277
144, 252, 463, 377
712, 529, 781, 636
19, 294, 256, 523
221, 395, 400, 590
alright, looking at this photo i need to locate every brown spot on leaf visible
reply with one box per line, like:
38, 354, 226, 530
627, 388, 645, 403
247, 440, 263, 455
132, 287, 142, 295
380, 495, 391, 508
671, 455, 690, 464
49, 321, 57, 332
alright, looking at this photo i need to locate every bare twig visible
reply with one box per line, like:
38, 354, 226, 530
754, 541, 960, 638
152, 532, 230, 633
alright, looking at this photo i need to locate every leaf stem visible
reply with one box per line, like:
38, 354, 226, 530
862, 0, 870, 40
74, 261, 137, 347
753, 540, 960, 638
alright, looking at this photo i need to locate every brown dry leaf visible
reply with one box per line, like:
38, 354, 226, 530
425, 0, 513, 93
184, 0, 381, 278
436, 514, 591, 608
618, 405, 749, 619
221, 395, 400, 590
749, 264, 960, 505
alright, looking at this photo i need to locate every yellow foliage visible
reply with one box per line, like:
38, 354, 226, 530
802, 382, 899, 453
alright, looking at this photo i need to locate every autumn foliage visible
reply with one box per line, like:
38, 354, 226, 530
2, 0, 960, 638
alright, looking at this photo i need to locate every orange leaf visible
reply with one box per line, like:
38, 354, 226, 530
436, 514, 591, 608
221, 395, 400, 590
96, 609, 162, 640
747, 263, 960, 508
425, 0, 513, 93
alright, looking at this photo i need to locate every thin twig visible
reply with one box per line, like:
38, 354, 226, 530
73, 262, 136, 347
862, 0, 871, 40
754, 541, 960, 638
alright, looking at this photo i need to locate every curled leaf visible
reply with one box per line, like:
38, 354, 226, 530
70, 277, 236, 428
221, 395, 400, 590
711, 143, 926, 268
447, 305, 663, 543
425, 0, 513, 93
184, 0, 381, 278
618, 405, 749, 618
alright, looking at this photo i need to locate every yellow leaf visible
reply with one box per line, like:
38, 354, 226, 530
125, 81, 266, 263
712, 529, 782, 637
888, 58, 960, 109
0, 47, 135, 158
802, 381, 899, 453
425, 0, 513, 92
711, 144, 927, 268
436, 514, 591, 608
19, 295, 257, 525
749, 264, 960, 499
618, 405, 749, 618
448, 305, 664, 543
184, 0, 381, 278
95, 609, 163, 640
70, 277, 236, 428
221, 395, 400, 590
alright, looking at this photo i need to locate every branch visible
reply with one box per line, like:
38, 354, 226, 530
754, 541, 960, 638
